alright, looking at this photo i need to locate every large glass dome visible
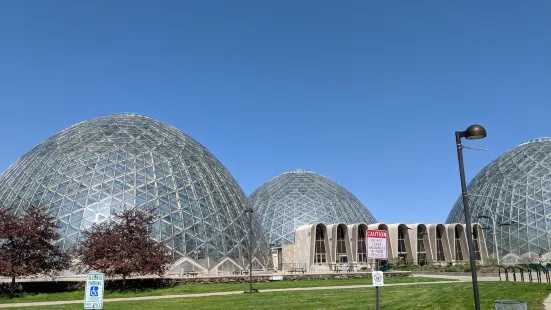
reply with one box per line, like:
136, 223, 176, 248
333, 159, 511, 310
0, 114, 270, 270
446, 138, 551, 258
250, 169, 377, 246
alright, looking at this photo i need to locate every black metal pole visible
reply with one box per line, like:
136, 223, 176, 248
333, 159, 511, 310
248, 208, 253, 293
456, 131, 481, 310
375, 259, 380, 310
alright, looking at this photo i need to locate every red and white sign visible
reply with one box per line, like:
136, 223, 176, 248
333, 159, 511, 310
366, 230, 388, 259
372, 271, 384, 286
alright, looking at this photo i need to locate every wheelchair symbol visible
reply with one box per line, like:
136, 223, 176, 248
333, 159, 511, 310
90, 286, 99, 297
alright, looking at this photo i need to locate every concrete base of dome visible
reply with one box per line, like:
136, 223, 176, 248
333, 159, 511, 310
277, 222, 490, 273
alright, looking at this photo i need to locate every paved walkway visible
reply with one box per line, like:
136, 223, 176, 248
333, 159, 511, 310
0, 280, 465, 308
544, 294, 551, 310
413, 274, 500, 282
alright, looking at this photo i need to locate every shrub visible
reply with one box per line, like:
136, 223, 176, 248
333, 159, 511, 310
77, 209, 171, 280
0, 205, 71, 287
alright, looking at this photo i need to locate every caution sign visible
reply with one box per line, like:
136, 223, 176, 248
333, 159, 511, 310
366, 230, 388, 259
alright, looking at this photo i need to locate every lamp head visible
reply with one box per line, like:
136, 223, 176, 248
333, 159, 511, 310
463, 124, 487, 140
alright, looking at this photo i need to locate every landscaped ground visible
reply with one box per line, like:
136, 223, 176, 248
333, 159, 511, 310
4, 282, 551, 310
0, 276, 449, 304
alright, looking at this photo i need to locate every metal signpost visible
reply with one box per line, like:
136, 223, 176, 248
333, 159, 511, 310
84, 273, 104, 310
367, 230, 388, 310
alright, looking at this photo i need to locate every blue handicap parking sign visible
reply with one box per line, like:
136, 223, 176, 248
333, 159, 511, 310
90, 286, 99, 297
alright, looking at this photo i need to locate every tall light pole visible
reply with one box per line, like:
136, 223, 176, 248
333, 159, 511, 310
245, 207, 254, 293
455, 124, 487, 310
477, 212, 512, 265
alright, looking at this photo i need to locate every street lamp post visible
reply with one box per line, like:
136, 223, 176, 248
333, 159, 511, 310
477, 212, 512, 265
245, 207, 254, 293
455, 124, 487, 310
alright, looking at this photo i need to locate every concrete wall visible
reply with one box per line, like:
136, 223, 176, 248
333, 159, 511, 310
427, 224, 452, 263
348, 223, 368, 264
326, 223, 353, 265
294, 224, 313, 271
387, 223, 414, 263
282, 245, 295, 266
409, 223, 434, 265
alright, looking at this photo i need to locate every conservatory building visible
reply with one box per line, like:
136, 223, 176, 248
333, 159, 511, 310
275, 222, 489, 273
0, 114, 272, 276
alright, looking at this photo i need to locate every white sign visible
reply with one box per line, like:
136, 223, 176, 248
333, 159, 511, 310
372, 271, 384, 286
271, 249, 279, 271
84, 273, 104, 309
366, 230, 388, 259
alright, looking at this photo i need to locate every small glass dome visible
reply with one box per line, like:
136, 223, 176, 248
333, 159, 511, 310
250, 169, 377, 246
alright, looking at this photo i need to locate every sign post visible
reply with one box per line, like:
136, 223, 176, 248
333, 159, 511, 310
84, 273, 104, 310
366, 230, 388, 310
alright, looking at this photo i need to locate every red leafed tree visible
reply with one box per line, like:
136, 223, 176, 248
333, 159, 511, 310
0, 205, 71, 285
77, 209, 171, 279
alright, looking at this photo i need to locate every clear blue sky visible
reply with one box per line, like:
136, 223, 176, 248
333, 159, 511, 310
0, 1, 550, 224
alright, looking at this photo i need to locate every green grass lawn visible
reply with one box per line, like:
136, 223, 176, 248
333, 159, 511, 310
5, 282, 551, 310
0, 276, 450, 304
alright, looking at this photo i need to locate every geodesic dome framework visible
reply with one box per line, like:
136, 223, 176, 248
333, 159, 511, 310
0, 114, 270, 271
447, 138, 551, 259
250, 169, 377, 246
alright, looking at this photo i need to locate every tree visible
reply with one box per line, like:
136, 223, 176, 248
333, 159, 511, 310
0, 205, 71, 285
77, 209, 171, 280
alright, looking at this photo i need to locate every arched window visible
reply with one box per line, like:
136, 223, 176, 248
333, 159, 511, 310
436, 228, 445, 261
314, 225, 327, 263
455, 226, 464, 261
398, 226, 408, 262
336, 225, 348, 263
417, 226, 427, 265
473, 227, 482, 260
357, 226, 367, 262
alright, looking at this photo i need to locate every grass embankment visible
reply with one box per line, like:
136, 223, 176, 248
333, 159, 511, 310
0, 276, 449, 304
5, 282, 551, 310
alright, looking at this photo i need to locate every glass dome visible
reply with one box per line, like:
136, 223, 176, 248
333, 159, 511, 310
446, 138, 551, 258
250, 169, 377, 246
0, 114, 270, 270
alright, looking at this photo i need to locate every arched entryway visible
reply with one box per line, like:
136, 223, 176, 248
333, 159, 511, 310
336, 224, 349, 263
357, 224, 368, 263
314, 224, 327, 263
